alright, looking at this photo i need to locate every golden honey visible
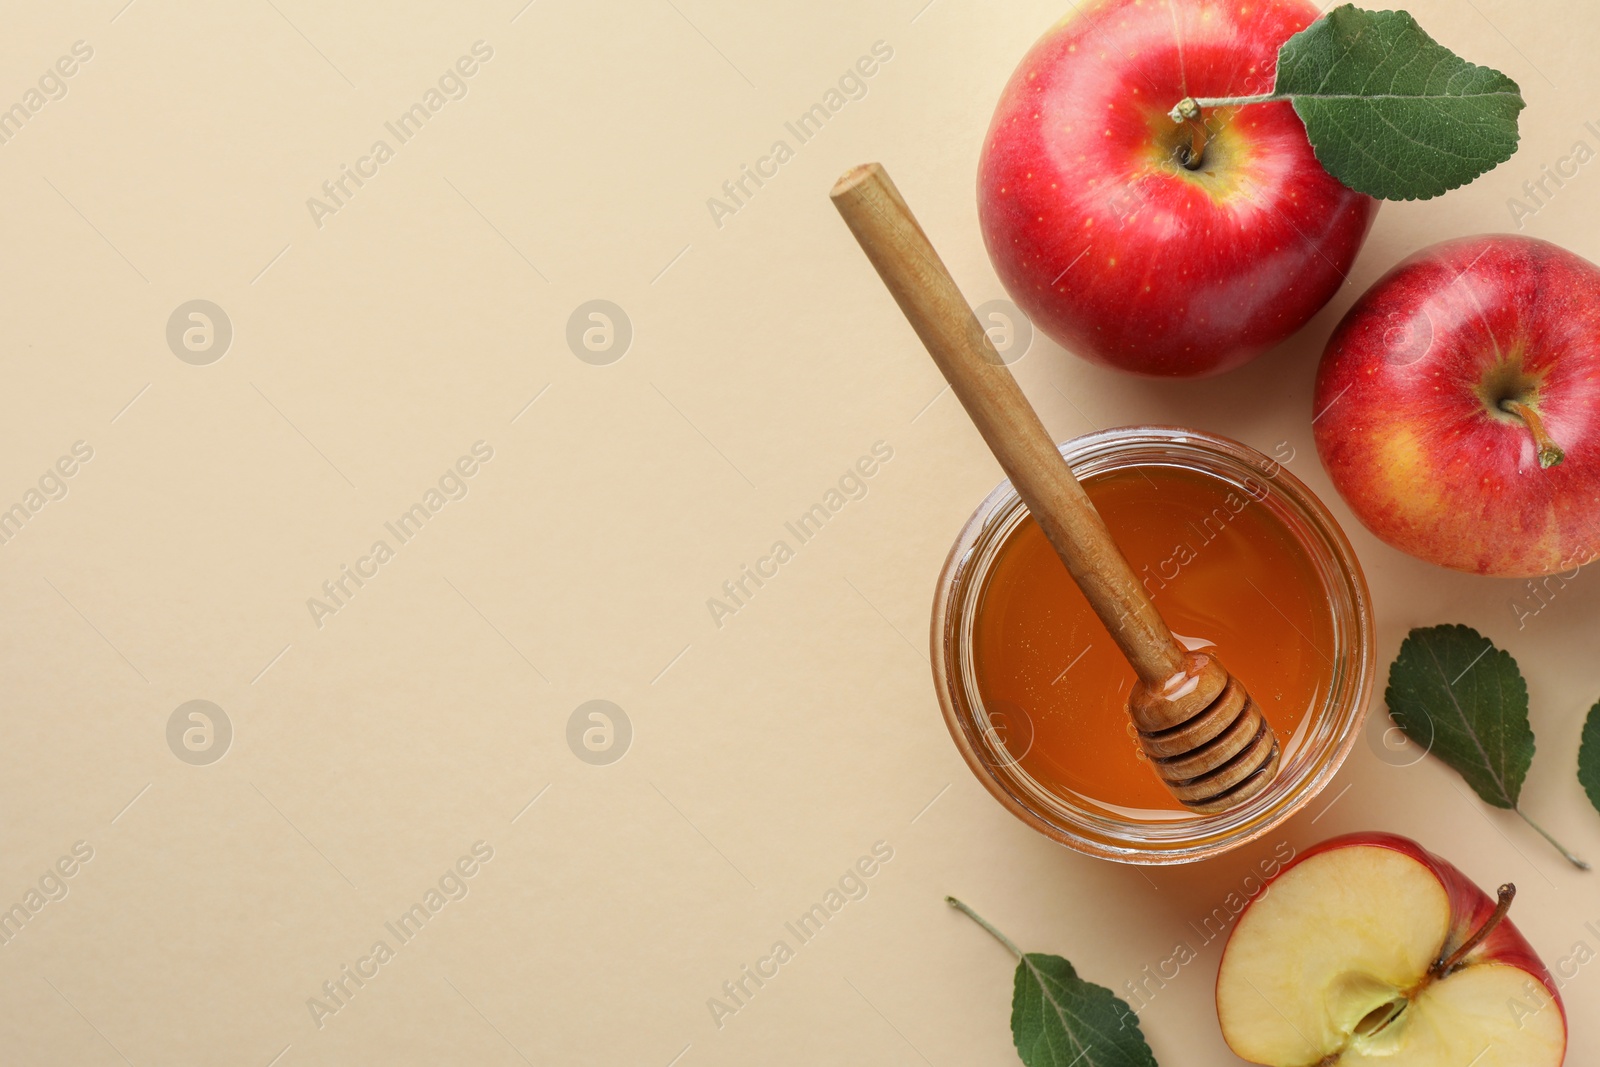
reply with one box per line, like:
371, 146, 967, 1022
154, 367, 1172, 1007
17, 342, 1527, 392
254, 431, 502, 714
971, 463, 1334, 815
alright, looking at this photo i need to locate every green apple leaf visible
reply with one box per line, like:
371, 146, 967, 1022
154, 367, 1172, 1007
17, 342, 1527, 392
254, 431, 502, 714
1386, 624, 1587, 869
1275, 6, 1524, 199
1386, 624, 1533, 808
948, 897, 1158, 1067
1577, 699, 1600, 817
1174, 5, 1524, 201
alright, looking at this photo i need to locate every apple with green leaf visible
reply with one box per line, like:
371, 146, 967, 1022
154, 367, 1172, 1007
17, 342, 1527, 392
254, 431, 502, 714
977, 2, 1522, 377
1314, 235, 1600, 577
1216, 833, 1565, 1067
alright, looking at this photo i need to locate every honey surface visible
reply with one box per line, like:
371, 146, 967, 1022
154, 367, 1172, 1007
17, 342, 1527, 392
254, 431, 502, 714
972, 463, 1333, 815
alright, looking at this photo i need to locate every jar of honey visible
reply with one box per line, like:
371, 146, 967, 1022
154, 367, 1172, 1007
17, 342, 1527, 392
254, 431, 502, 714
932, 427, 1375, 864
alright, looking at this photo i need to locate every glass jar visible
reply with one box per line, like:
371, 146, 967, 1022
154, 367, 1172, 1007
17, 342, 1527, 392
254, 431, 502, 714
930, 426, 1375, 865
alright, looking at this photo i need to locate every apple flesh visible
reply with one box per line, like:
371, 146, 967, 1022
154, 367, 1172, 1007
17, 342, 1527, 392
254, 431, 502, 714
1314, 234, 1600, 577
977, 0, 1377, 377
1216, 832, 1565, 1066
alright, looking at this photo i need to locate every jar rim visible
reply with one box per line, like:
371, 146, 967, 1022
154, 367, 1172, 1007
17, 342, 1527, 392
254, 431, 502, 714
930, 426, 1376, 865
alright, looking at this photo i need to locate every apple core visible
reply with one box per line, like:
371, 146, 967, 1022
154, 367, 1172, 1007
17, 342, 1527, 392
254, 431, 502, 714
1217, 835, 1566, 1067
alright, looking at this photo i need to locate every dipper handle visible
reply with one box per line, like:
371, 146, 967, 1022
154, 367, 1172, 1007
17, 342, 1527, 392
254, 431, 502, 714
829, 163, 1183, 686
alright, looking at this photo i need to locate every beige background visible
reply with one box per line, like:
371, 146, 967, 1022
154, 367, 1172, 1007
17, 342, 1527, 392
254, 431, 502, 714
0, 0, 1596, 1063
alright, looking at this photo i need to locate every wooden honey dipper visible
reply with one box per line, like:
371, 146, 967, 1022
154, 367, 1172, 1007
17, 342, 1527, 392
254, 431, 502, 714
831, 163, 1280, 814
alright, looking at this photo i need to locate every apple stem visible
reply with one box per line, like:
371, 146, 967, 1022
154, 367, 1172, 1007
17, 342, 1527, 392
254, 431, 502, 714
1168, 93, 1285, 124
1433, 883, 1515, 978
1499, 398, 1565, 468
1515, 807, 1591, 870
947, 896, 1025, 960
1181, 115, 1209, 169
1166, 97, 1213, 168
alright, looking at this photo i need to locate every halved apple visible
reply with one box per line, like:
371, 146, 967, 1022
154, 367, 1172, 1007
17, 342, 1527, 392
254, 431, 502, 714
1216, 833, 1566, 1066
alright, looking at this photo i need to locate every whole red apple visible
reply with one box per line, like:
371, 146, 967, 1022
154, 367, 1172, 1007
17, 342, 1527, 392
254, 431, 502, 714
1314, 234, 1600, 577
1217, 832, 1565, 1066
977, 0, 1377, 378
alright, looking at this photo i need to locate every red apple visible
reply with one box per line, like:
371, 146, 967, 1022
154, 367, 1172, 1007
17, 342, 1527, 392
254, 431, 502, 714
1314, 234, 1600, 577
977, 0, 1377, 378
1216, 832, 1566, 1066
